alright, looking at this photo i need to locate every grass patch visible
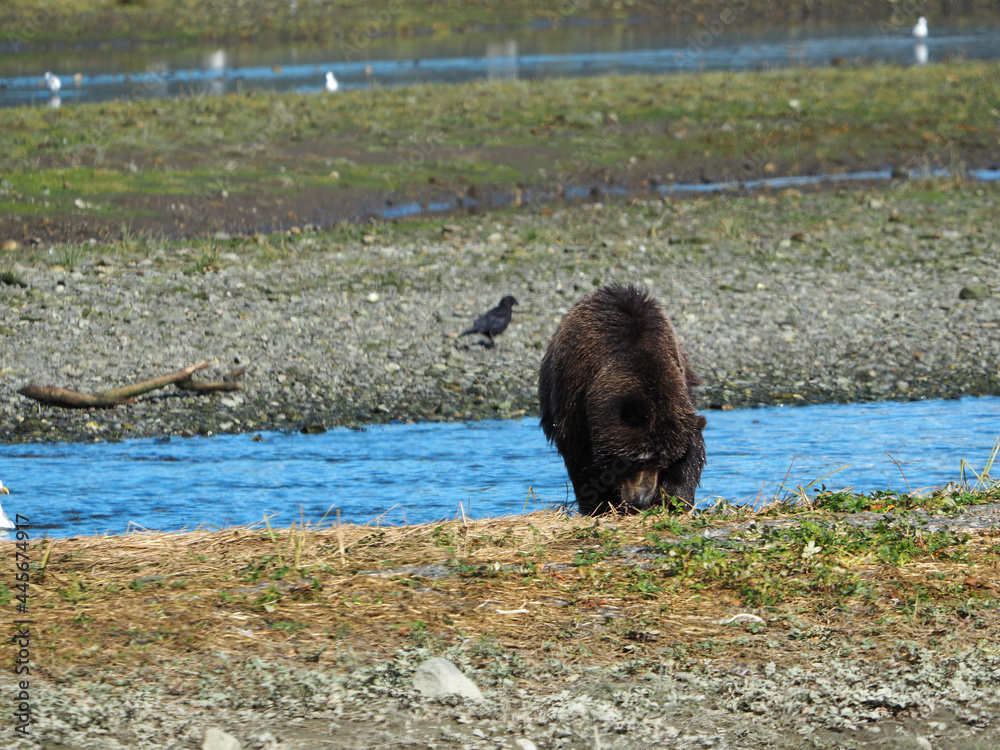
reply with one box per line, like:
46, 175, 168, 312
10, 1, 983, 48
1, 62, 998, 239
12, 464, 1000, 677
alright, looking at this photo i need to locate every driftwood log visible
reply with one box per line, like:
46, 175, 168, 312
17, 362, 245, 409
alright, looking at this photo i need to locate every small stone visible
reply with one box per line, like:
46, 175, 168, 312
203, 727, 242, 750
213, 231, 232, 241
1, 239, 18, 251
367, 292, 380, 303
412, 657, 484, 702
487, 232, 503, 243
958, 284, 989, 300
514, 740, 539, 750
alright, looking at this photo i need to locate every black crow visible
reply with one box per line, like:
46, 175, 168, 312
460, 295, 518, 347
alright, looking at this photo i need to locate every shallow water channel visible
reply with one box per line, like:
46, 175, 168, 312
1, 19, 999, 108
1, 396, 998, 538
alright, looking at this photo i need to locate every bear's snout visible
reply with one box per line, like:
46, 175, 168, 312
616, 467, 660, 509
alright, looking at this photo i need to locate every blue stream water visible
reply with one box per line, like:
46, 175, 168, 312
1, 21, 998, 108
1, 396, 997, 538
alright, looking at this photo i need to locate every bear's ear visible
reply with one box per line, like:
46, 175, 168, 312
695, 415, 707, 430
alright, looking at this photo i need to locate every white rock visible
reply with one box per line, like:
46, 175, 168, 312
203, 727, 242, 750
514, 740, 539, 750
412, 657, 484, 702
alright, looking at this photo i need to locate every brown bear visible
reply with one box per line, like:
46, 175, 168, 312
538, 283, 706, 515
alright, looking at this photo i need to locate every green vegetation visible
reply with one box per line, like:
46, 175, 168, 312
1, 62, 997, 241
10, 1, 998, 47
15, 466, 1000, 679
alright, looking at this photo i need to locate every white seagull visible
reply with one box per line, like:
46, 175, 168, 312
325, 71, 339, 93
44, 71, 61, 92
912, 16, 928, 39
0, 481, 14, 530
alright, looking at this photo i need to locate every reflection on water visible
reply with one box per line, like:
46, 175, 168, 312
486, 40, 519, 80
1, 20, 999, 108
378, 166, 1000, 222
1, 397, 997, 538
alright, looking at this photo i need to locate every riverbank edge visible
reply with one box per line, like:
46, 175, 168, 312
6, 1, 999, 50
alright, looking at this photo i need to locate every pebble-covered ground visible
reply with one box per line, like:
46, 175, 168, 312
2, 186, 998, 444
5, 636, 1000, 748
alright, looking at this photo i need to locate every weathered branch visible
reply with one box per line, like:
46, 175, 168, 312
15, 385, 128, 409
176, 367, 246, 393
16, 361, 244, 409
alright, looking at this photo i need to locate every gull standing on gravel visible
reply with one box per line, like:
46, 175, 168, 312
325, 71, 339, 92
44, 71, 61, 92
912, 17, 928, 39
0, 481, 14, 530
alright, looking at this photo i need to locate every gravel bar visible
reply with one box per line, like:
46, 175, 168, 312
2, 187, 998, 444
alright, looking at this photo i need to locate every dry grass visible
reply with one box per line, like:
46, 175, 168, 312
7, 495, 1000, 679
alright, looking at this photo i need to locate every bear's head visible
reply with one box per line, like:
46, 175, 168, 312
581, 351, 706, 512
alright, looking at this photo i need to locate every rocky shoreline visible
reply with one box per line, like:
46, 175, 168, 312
11, 644, 1000, 749
2, 188, 998, 445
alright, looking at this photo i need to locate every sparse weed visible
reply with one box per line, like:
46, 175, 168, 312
53, 243, 87, 270
188, 243, 221, 273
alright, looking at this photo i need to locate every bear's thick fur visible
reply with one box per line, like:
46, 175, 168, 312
538, 284, 706, 515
